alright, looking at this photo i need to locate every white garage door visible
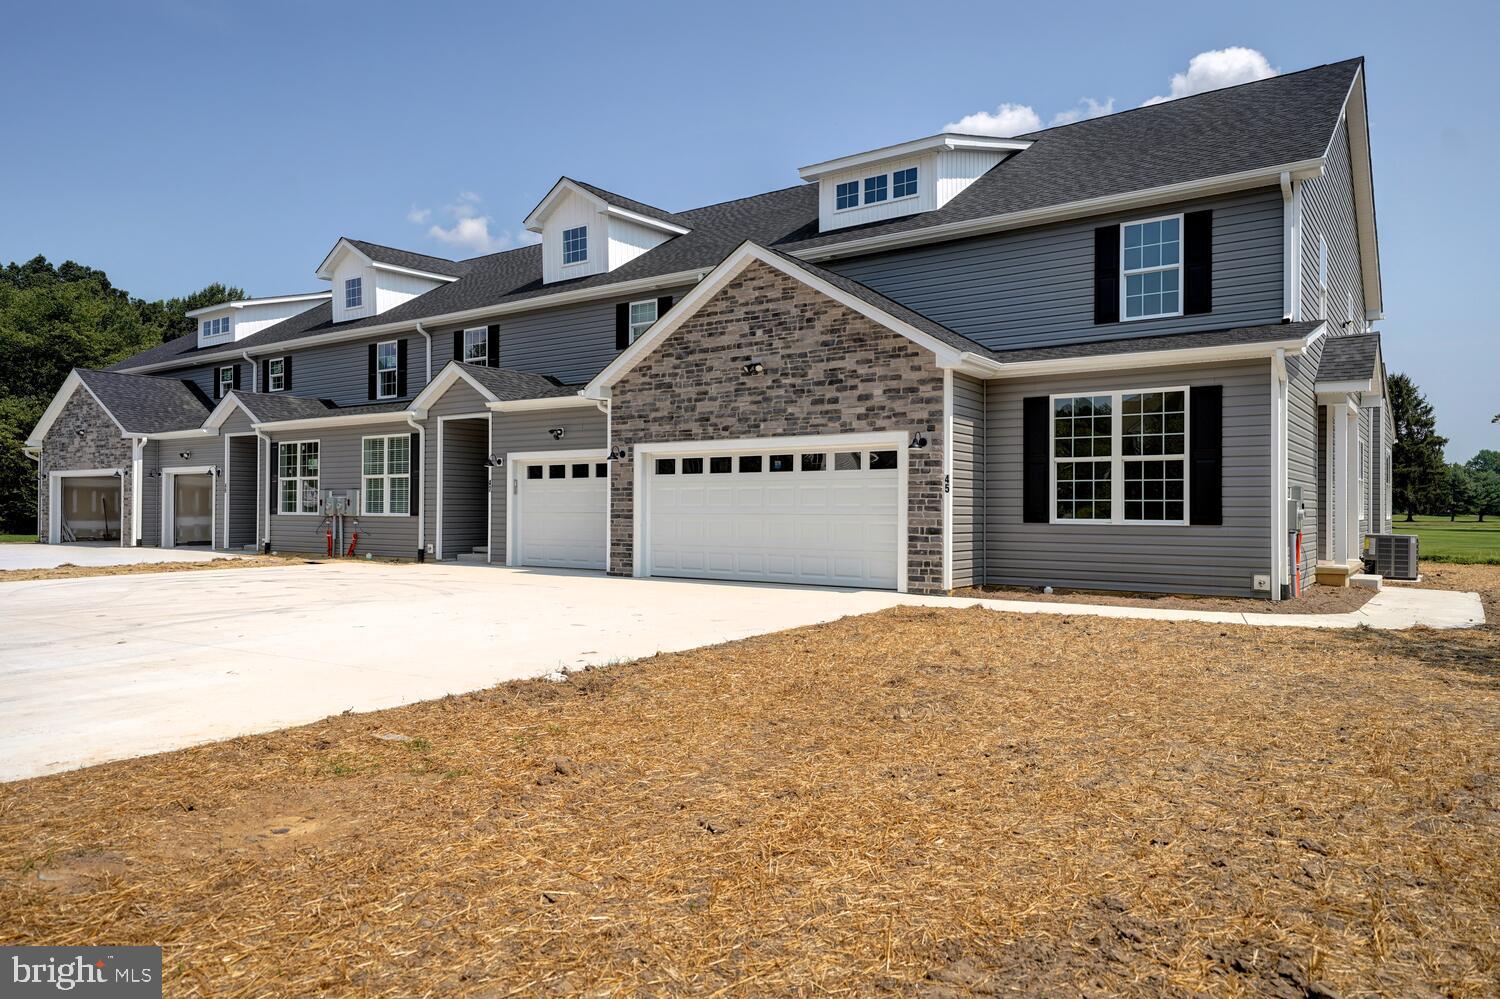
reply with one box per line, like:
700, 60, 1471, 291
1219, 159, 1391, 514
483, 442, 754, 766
517, 459, 608, 569
647, 445, 900, 589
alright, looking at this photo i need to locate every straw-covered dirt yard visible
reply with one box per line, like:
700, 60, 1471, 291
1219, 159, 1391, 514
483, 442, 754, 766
2, 565, 1497, 996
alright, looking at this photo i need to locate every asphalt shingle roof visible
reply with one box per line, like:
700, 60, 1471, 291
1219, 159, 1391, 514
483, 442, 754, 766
112, 59, 1362, 374
1316, 332, 1381, 382
458, 363, 581, 401
343, 239, 469, 278
75, 369, 213, 433
987, 321, 1326, 364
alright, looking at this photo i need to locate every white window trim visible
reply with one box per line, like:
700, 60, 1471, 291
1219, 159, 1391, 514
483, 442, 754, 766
1120, 213, 1185, 322
267, 357, 286, 392
561, 225, 588, 266
217, 365, 235, 397
627, 299, 658, 344
345, 277, 363, 310
361, 433, 412, 516
201, 316, 231, 340
462, 327, 488, 365
276, 440, 320, 516
1048, 386, 1191, 527
375, 340, 399, 400
833, 167, 921, 214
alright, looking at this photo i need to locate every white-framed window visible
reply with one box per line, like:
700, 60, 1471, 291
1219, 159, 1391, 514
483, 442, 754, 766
375, 340, 398, 399
361, 434, 411, 515
627, 299, 658, 343
277, 441, 320, 515
345, 277, 363, 309
267, 357, 286, 392
462, 328, 488, 365
1317, 234, 1329, 320
217, 365, 235, 397
562, 225, 588, 265
1121, 215, 1182, 321
1052, 387, 1188, 525
863, 174, 888, 204
835, 180, 859, 211
892, 166, 918, 199
200, 316, 230, 339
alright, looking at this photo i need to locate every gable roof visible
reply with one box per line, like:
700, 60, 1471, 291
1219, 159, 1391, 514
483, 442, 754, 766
111, 58, 1369, 376
523, 177, 690, 235
315, 237, 470, 281
28, 369, 213, 446
410, 360, 580, 412
1316, 332, 1382, 386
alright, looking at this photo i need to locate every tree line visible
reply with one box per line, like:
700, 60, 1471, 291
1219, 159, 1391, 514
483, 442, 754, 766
0, 255, 242, 534
1389, 372, 1499, 521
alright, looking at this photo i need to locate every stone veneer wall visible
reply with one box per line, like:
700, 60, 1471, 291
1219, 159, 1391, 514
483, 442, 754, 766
607, 260, 946, 592
37, 387, 133, 543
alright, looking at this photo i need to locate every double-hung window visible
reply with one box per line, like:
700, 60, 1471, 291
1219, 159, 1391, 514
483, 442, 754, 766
1121, 215, 1182, 320
1053, 388, 1188, 525
362, 435, 410, 515
277, 441, 319, 514
627, 299, 658, 343
267, 357, 286, 392
375, 340, 398, 399
344, 276, 363, 310
217, 365, 235, 398
562, 225, 588, 265
462, 328, 488, 365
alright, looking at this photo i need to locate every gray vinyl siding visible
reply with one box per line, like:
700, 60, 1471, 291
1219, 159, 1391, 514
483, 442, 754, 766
226, 435, 258, 548
151, 444, 224, 550
488, 407, 607, 562
421, 378, 492, 560
265, 332, 425, 408
1358, 406, 1372, 538
266, 419, 418, 559
1298, 117, 1364, 329
984, 358, 1273, 597
1285, 336, 1322, 589
139, 440, 161, 547
950, 373, 984, 588
825, 188, 1284, 353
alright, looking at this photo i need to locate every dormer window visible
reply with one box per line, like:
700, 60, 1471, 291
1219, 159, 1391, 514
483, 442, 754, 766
864, 175, 888, 204
893, 167, 919, 199
836, 181, 859, 211
200, 317, 230, 339
344, 277, 363, 310
562, 226, 588, 265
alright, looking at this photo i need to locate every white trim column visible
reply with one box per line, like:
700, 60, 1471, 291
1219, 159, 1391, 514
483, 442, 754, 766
1343, 402, 1361, 564
1329, 399, 1359, 565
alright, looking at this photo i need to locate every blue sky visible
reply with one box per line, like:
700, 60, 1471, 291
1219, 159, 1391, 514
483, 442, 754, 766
1, 0, 1494, 458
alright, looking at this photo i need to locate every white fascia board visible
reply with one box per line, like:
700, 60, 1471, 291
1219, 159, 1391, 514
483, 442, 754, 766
202, 393, 262, 431
116, 268, 710, 376
185, 292, 331, 319
1316, 379, 1374, 398
143, 427, 217, 440
798, 133, 1032, 180
251, 410, 417, 433
314, 238, 372, 280
982, 335, 1317, 380
409, 362, 499, 414
603, 204, 690, 235
486, 395, 594, 413
25, 372, 133, 447
370, 261, 461, 284
1337, 66, 1383, 317
582, 242, 962, 400
522, 178, 606, 232
791, 158, 1328, 262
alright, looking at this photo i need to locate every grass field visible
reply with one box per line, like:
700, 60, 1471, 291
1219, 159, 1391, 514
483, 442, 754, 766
0, 534, 36, 544
1395, 515, 1500, 564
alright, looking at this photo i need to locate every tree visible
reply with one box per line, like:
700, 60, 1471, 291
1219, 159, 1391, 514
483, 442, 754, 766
1468, 449, 1500, 477
1440, 464, 1476, 521
1474, 470, 1500, 523
1388, 372, 1447, 521
0, 256, 243, 534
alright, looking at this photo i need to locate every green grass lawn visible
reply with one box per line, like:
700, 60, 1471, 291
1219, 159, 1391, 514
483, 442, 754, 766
1394, 515, 1500, 564
0, 534, 37, 544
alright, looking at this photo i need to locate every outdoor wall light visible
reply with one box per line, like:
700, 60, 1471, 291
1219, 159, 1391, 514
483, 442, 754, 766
742, 360, 766, 376
609, 445, 628, 460
74, 428, 86, 439
488, 454, 504, 467
908, 432, 929, 450
549, 427, 566, 441
178, 450, 192, 460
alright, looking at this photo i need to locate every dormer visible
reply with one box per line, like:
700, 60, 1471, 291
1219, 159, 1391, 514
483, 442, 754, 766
799, 133, 1032, 233
187, 292, 331, 349
523, 178, 690, 285
315, 238, 463, 324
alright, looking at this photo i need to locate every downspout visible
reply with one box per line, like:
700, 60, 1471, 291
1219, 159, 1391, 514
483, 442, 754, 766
415, 321, 433, 385
255, 428, 272, 552
241, 350, 257, 392
23, 446, 42, 542
131, 437, 145, 547
406, 412, 426, 561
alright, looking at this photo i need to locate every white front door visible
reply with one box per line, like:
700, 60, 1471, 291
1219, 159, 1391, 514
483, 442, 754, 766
646, 445, 901, 589
516, 458, 608, 569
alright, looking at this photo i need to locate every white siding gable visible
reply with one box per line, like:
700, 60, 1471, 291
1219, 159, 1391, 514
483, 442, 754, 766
533, 187, 676, 285
374, 268, 446, 314
331, 254, 374, 324
194, 295, 329, 348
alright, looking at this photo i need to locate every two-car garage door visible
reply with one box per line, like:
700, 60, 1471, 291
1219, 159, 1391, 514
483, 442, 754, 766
646, 445, 901, 589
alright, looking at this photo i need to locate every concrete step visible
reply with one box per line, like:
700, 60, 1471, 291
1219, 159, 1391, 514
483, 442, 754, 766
454, 552, 489, 564
1349, 573, 1383, 591
471, 546, 488, 555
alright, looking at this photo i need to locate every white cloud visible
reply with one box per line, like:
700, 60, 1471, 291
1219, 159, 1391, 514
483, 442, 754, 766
405, 205, 431, 224
408, 190, 537, 255
944, 102, 1043, 137
1050, 97, 1115, 127
1143, 47, 1277, 106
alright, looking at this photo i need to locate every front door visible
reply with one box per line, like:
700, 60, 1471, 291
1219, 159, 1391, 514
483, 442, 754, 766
173, 474, 213, 546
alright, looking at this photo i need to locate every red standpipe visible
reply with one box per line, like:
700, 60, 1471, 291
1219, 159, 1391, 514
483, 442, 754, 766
326, 528, 334, 558
345, 531, 359, 558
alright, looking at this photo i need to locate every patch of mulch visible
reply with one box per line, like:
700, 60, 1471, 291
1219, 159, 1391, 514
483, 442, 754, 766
954, 580, 1375, 614
0, 569, 1496, 996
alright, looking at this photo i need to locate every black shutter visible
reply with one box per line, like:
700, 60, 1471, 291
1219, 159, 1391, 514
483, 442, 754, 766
1183, 210, 1213, 315
282, 355, 292, 391
260, 359, 269, 391
1093, 225, 1120, 324
268, 440, 278, 517
1022, 396, 1050, 523
656, 295, 673, 320
615, 302, 630, 349
396, 339, 408, 397
487, 325, 500, 367
367, 344, 377, 400
1189, 385, 1223, 526
231, 365, 242, 390
408, 432, 420, 516
452, 330, 464, 362
213, 368, 222, 400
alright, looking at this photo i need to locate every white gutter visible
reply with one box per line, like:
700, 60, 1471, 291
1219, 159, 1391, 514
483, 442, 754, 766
415, 320, 433, 385
406, 413, 426, 559
241, 350, 257, 392
250, 410, 418, 433
975, 334, 1316, 380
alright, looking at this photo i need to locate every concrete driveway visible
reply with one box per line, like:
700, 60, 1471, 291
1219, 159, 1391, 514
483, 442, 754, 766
0, 563, 953, 780
0, 542, 239, 571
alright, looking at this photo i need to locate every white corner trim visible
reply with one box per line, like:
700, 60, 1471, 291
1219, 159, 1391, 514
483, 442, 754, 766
159, 465, 217, 550
941, 369, 953, 593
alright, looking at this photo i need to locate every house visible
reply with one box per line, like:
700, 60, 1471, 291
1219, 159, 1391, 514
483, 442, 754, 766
23, 57, 1390, 599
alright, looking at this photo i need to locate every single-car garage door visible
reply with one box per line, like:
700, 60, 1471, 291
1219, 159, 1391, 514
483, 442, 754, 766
516, 459, 608, 569
647, 445, 900, 589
